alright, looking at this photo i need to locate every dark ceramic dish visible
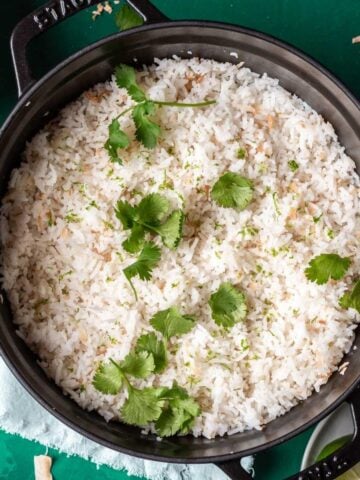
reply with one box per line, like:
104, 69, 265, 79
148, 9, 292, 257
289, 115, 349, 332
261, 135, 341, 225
0, 1, 359, 478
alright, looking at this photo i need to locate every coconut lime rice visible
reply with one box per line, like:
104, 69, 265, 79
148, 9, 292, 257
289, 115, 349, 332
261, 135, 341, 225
1, 58, 359, 439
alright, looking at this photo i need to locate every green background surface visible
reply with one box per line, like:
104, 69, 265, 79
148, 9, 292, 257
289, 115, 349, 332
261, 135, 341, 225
0, 0, 359, 479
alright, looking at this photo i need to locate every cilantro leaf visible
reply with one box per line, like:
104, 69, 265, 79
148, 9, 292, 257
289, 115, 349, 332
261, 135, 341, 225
115, 4, 144, 31
118, 194, 184, 254
156, 210, 184, 249
115, 64, 146, 103
121, 387, 164, 425
122, 224, 145, 253
120, 351, 155, 378
123, 241, 161, 281
211, 172, 254, 211
339, 279, 360, 313
136, 193, 170, 226
123, 241, 161, 298
150, 307, 196, 340
305, 253, 351, 285
209, 282, 247, 328
135, 333, 167, 373
288, 160, 299, 172
114, 200, 136, 230
92, 360, 123, 394
104, 119, 129, 164
155, 408, 184, 437
132, 101, 161, 149
339, 291, 352, 309
155, 383, 201, 437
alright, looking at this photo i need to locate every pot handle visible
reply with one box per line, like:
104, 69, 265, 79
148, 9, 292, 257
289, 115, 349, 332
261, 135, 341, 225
10, 0, 168, 97
215, 386, 360, 480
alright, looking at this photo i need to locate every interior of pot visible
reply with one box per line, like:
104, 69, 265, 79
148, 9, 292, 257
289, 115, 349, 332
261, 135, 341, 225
0, 22, 359, 462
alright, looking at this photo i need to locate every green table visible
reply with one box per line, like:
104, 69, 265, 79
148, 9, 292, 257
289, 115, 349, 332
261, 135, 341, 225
0, 1, 359, 479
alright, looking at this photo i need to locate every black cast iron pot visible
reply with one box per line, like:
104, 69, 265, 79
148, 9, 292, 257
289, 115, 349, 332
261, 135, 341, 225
0, 1, 359, 478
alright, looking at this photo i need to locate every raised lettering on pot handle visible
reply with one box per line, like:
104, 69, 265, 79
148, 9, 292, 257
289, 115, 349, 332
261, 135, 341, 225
10, 0, 168, 97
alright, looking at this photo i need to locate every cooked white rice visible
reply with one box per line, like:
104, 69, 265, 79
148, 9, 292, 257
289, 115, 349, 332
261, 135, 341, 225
1, 58, 359, 438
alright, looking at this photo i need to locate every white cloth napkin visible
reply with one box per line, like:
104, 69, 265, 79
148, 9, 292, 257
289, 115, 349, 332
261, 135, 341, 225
0, 358, 253, 479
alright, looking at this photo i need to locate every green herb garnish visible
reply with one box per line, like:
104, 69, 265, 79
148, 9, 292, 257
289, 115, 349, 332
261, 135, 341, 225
305, 253, 351, 285
47, 212, 55, 227
155, 210, 184, 249
288, 160, 299, 172
135, 332, 167, 373
327, 228, 335, 239
114, 199, 137, 230
115, 193, 184, 253
120, 351, 155, 378
64, 211, 82, 223
122, 224, 146, 254
209, 282, 247, 328
104, 64, 216, 159
313, 213, 323, 223
116, 64, 147, 103
93, 360, 124, 394
271, 191, 281, 216
93, 354, 200, 433
150, 307, 196, 340
240, 225, 259, 238
93, 353, 154, 392
339, 279, 360, 313
104, 118, 130, 164
115, 4, 144, 31
123, 241, 161, 299
132, 101, 161, 148
59, 270, 73, 281
237, 147, 247, 159
122, 387, 165, 425
93, 355, 162, 426
211, 172, 254, 211
155, 383, 201, 436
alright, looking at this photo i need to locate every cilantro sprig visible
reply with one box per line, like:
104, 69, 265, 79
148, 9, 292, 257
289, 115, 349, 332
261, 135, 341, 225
92, 352, 154, 396
339, 279, 360, 313
135, 306, 196, 374
211, 172, 254, 211
115, 193, 184, 300
92, 306, 200, 435
209, 282, 247, 328
150, 307, 196, 340
92, 353, 163, 426
123, 241, 161, 300
155, 383, 201, 436
305, 253, 351, 285
135, 332, 167, 373
115, 193, 184, 254
105, 64, 216, 160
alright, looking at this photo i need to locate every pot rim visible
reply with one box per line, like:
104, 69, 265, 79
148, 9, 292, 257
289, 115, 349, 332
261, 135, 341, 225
2, 344, 359, 464
0, 19, 359, 463
2, 19, 359, 135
